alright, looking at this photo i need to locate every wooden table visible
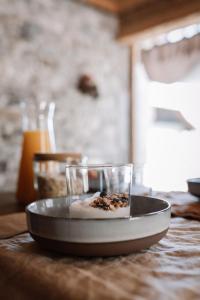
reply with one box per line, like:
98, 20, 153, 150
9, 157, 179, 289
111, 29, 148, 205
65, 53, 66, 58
0, 192, 25, 215
0, 192, 200, 300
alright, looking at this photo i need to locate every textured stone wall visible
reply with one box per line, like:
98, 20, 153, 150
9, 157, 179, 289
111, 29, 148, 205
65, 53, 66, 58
0, 0, 129, 191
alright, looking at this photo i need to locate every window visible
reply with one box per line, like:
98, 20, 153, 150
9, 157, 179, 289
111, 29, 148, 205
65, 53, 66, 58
134, 24, 200, 191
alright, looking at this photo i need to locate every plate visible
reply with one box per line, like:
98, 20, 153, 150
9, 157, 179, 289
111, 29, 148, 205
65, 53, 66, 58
26, 195, 171, 256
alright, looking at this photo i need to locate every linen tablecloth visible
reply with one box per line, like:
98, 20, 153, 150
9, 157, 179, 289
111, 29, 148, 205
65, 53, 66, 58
0, 192, 200, 300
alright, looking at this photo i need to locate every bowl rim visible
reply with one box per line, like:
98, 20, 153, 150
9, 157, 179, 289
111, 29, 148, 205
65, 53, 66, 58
25, 195, 171, 221
187, 178, 200, 184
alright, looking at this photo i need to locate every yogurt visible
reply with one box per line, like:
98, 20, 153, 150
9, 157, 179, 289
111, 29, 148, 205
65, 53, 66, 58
69, 192, 130, 219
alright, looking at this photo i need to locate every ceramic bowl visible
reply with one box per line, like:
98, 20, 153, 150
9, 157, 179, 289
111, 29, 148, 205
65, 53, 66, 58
187, 178, 200, 198
26, 195, 171, 256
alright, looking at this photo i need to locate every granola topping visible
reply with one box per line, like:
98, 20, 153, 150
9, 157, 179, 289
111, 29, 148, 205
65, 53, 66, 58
90, 192, 129, 211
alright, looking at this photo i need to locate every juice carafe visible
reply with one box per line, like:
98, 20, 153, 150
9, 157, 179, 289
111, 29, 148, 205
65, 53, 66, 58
16, 101, 55, 204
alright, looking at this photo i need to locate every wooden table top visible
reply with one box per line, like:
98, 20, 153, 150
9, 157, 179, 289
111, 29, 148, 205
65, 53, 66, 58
0, 192, 25, 215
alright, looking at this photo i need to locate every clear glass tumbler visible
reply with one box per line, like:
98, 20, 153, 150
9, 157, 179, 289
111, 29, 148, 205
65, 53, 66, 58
66, 164, 133, 219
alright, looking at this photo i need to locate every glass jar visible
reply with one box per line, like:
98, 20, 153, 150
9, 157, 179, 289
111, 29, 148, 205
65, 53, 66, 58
16, 101, 56, 204
34, 153, 84, 200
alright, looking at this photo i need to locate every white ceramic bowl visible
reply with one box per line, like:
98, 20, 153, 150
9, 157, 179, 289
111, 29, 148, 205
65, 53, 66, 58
26, 195, 171, 256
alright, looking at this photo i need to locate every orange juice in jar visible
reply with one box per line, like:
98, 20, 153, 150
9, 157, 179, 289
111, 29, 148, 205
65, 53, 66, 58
16, 101, 55, 204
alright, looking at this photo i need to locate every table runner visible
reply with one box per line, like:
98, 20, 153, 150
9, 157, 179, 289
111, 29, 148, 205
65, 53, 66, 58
0, 192, 200, 300
0, 212, 27, 239
0, 217, 200, 300
155, 192, 200, 221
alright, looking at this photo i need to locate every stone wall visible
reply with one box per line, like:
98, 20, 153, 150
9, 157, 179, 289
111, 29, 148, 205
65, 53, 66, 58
0, 0, 129, 191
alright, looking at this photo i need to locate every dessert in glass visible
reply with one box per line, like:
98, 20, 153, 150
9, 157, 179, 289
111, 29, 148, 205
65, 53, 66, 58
66, 164, 133, 219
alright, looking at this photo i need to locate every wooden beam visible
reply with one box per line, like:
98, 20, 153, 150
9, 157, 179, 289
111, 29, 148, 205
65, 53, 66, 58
117, 0, 152, 14
128, 45, 136, 163
81, 0, 152, 14
118, 0, 200, 43
81, 0, 119, 13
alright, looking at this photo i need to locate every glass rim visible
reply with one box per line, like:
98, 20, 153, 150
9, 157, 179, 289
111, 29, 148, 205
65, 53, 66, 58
65, 163, 134, 169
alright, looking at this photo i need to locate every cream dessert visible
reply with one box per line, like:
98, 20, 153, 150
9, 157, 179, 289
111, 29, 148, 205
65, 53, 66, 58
69, 192, 130, 219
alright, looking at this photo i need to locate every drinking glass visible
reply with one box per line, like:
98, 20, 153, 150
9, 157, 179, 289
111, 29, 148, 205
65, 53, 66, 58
66, 164, 133, 219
